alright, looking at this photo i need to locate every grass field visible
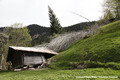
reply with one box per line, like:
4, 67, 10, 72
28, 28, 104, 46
0, 68, 120, 80
50, 21, 120, 69
1, 21, 120, 80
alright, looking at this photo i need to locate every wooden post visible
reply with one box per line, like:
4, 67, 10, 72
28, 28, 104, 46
40, 55, 44, 64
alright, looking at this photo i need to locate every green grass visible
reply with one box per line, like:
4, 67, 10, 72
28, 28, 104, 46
50, 21, 120, 69
1, 21, 120, 80
0, 68, 120, 80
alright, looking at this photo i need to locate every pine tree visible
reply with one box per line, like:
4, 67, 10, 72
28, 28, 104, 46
48, 6, 64, 35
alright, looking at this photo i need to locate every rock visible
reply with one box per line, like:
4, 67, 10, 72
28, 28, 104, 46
14, 69, 22, 72
28, 68, 35, 70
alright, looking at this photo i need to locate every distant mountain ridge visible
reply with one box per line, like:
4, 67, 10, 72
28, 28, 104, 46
27, 24, 51, 37
0, 21, 95, 35
64, 21, 95, 32
27, 21, 95, 37
0, 21, 95, 45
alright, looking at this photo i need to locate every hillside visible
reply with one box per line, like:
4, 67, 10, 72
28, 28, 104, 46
0, 22, 95, 46
64, 21, 95, 32
27, 24, 51, 37
50, 21, 120, 69
27, 22, 95, 37
27, 24, 51, 45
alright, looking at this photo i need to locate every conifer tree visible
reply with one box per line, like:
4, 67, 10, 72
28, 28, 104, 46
48, 6, 64, 35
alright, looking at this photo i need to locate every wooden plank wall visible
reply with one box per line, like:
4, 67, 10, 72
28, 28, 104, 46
24, 53, 46, 65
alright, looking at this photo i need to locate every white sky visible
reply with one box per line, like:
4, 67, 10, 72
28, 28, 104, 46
0, 0, 104, 27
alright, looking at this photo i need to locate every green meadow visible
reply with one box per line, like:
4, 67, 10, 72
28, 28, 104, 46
0, 68, 120, 80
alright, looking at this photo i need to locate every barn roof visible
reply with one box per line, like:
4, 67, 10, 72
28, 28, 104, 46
9, 46, 58, 55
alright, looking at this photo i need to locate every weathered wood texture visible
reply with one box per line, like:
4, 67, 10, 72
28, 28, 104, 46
24, 54, 45, 65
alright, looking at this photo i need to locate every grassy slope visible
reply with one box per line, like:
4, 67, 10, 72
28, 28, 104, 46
50, 21, 120, 69
0, 68, 120, 80
1, 21, 120, 80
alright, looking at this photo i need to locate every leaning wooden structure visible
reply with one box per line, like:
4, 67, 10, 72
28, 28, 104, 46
7, 46, 57, 69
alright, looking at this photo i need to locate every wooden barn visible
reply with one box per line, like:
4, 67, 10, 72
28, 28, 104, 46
7, 46, 57, 68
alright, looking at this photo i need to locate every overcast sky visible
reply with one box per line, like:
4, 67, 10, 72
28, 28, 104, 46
0, 0, 104, 27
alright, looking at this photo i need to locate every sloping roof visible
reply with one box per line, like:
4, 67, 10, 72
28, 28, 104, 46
9, 46, 58, 55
